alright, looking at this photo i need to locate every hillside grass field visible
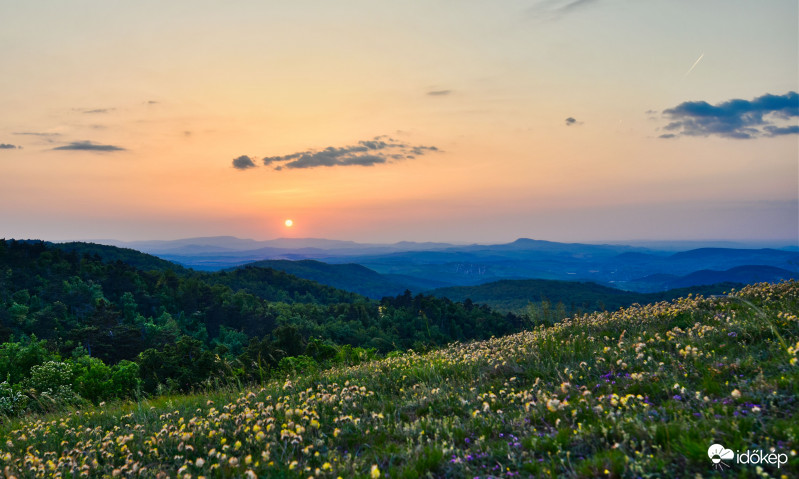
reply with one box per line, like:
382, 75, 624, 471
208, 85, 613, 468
1, 281, 798, 478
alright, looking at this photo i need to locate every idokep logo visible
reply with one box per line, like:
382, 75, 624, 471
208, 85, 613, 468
708, 443, 788, 470
708, 444, 734, 470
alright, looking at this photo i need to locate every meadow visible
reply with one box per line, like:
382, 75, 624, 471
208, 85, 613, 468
1, 281, 797, 478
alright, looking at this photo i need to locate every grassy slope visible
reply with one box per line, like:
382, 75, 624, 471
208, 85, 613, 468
1, 282, 798, 478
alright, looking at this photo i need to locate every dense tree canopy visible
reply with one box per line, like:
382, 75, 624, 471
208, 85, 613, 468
0, 239, 522, 414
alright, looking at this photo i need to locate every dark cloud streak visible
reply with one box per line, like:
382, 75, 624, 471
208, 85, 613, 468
244, 137, 440, 171
661, 91, 798, 139
53, 141, 126, 152
0, 143, 20, 149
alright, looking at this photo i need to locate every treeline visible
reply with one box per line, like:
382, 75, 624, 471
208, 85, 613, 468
431, 278, 740, 315
0, 240, 521, 415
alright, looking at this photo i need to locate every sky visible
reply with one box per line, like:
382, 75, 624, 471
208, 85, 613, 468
1, 0, 797, 245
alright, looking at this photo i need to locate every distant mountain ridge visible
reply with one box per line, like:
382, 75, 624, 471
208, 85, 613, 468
99, 236, 457, 256
627, 265, 796, 292
83, 236, 798, 293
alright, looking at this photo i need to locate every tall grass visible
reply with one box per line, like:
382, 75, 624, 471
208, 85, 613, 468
1, 281, 797, 478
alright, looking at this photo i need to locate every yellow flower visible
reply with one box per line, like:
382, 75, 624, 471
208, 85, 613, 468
370, 465, 381, 478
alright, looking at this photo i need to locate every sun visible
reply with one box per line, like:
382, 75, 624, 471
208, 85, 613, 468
284, 219, 294, 227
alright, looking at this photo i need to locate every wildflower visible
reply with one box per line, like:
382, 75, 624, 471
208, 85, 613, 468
731, 389, 742, 399
370, 465, 381, 478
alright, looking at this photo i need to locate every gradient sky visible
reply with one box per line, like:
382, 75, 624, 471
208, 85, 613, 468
1, 0, 797, 244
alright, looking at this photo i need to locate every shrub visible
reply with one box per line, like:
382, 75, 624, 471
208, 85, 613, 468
0, 381, 27, 416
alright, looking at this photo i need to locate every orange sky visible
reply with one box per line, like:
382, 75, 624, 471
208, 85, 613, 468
1, 1, 797, 244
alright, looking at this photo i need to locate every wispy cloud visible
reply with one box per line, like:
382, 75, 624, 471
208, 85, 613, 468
660, 92, 799, 139
235, 136, 440, 172
14, 132, 59, 136
52, 141, 126, 152
82, 108, 114, 114
14, 132, 61, 143
232, 155, 257, 170
565, 117, 581, 126
427, 90, 452, 96
0, 143, 21, 149
527, 0, 598, 21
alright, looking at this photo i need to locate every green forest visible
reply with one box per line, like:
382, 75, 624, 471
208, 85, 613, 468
0, 239, 525, 415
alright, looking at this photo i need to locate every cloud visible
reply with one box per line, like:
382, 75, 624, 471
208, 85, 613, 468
661, 91, 799, 139
83, 108, 114, 114
554, 0, 596, 13
427, 90, 452, 96
565, 117, 578, 126
52, 141, 126, 152
528, 0, 598, 20
253, 137, 440, 171
232, 155, 257, 170
13, 132, 60, 145
0, 143, 20, 149
763, 125, 799, 136
14, 132, 59, 136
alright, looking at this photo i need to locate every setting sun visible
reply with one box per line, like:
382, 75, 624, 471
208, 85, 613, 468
284, 219, 294, 228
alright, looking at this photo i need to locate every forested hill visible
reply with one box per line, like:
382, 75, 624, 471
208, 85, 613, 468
50, 241, 188, 273
203, 264, 362, 305
241, 259, 443, 298
0, 239, 522, 406
430, 278, 741, 313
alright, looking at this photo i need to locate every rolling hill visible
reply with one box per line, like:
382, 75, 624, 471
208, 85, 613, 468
429, 278, 741, 313
2, 280, 796, 477
240, 259, 449, 298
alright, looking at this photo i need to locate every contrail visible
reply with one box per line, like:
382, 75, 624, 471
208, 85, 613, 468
685, 52, 704, 76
